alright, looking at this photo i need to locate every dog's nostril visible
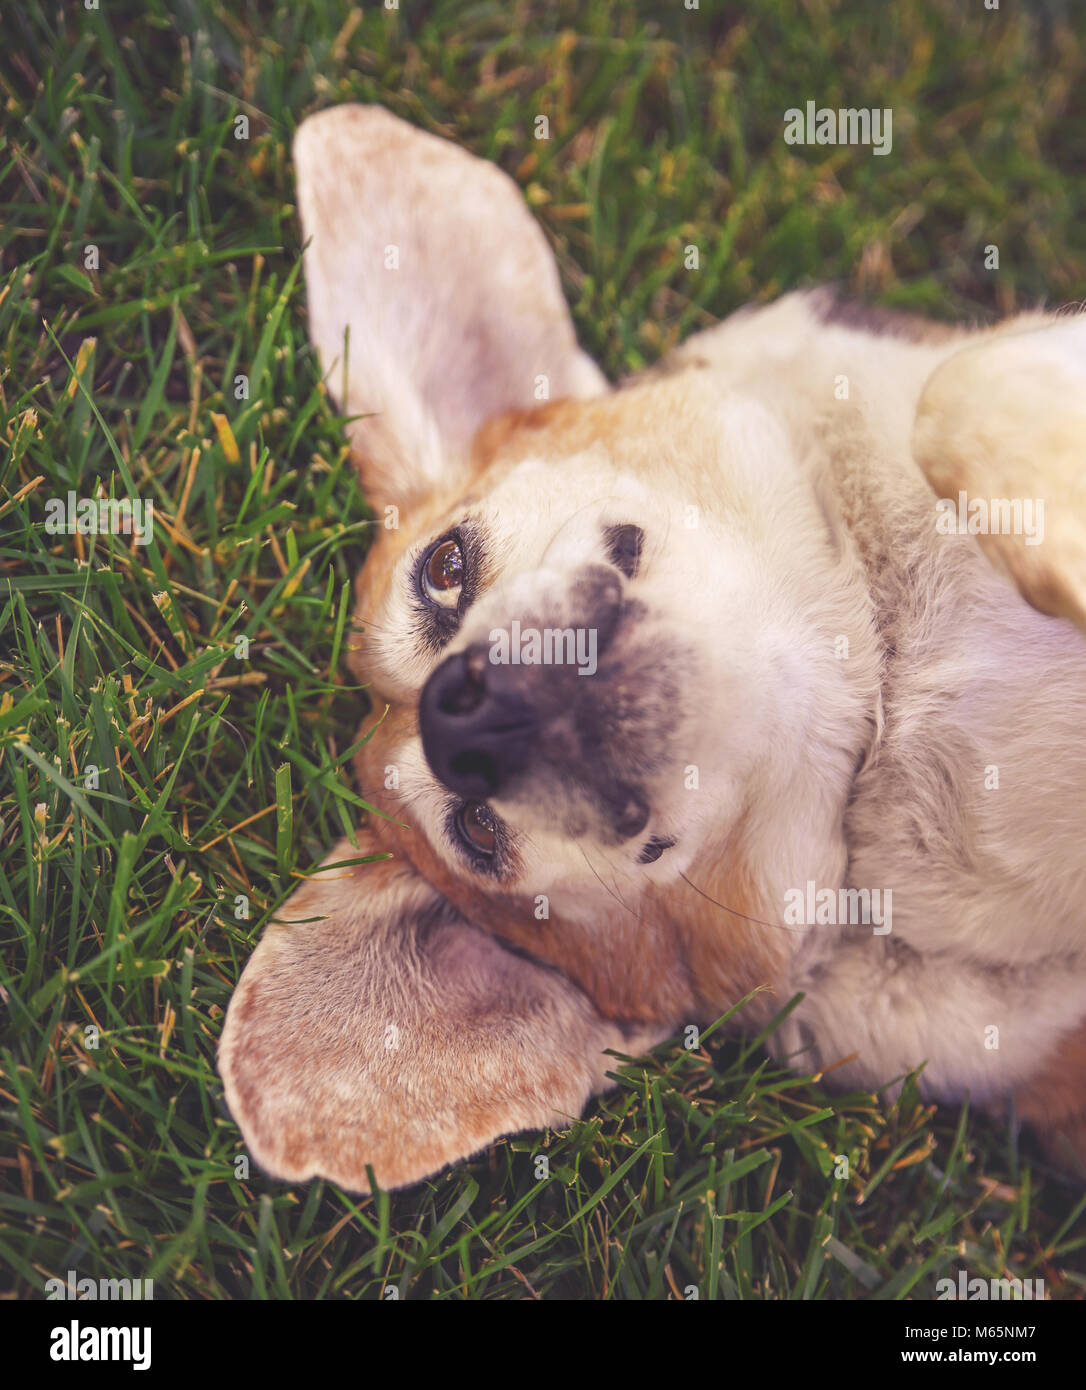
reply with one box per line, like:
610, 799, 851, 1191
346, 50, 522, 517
419, 648, 539, 801
449, 749, 499, 794
437, 650, 487, 715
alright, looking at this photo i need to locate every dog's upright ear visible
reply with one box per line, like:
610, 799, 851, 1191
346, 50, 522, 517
219, 827, 657, 1193
293, 105, 607, 511
912, 314, 1086, 632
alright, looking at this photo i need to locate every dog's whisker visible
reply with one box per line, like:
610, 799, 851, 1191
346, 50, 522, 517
647, 504, 672, 573
677, 870, 811, 935
578, 844, 650, 923
539, 490, 626, 566
345, 616, 395, 637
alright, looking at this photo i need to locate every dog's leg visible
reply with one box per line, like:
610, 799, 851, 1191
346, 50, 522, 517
913, 314, 1086, 632
774, 935, 1086, 1128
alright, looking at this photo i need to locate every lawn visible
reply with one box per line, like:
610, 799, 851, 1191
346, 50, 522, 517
2, 0, 1085, 1299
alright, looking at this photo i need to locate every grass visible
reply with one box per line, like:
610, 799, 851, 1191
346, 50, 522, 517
2, 0, 1085, 1300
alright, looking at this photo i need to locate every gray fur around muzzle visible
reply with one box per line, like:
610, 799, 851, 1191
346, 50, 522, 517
418, 564, 682, 842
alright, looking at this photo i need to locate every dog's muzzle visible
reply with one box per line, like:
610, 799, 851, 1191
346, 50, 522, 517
420, 646, 538, 797
418, 566, 657, 842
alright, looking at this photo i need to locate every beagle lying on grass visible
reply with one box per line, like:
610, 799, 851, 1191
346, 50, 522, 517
220, 105, 1086, 1192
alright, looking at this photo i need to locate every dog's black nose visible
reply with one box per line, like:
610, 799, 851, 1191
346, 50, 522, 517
419, 645, 539, 800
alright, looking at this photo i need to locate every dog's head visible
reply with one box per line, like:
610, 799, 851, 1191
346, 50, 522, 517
218, 107, 884, 1192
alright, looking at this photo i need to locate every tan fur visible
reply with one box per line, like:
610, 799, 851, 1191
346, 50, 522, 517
220, 105, 1086, 1192
1015, 1017, 1086, 1175
353, 697, 786, 1027
218, 828, 663, 1191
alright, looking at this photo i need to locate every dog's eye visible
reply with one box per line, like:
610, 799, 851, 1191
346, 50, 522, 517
457, 801, 496, 856
421, 537, 465, 607
604, 523, 644, 579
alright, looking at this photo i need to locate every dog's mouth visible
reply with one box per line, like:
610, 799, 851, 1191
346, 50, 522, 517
417, 568, 685, 845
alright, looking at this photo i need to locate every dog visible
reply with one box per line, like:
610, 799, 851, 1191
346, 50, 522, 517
219, 105, 1086, 1193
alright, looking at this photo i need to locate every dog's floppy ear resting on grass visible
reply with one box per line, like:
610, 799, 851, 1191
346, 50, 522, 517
913, 314, 1086, 634
219, 106, 649, 1192
219, 828, 658, 1192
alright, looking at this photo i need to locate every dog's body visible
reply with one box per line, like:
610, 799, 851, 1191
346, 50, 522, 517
220, 106, 1086, 1191
685, 294, 1086, 1108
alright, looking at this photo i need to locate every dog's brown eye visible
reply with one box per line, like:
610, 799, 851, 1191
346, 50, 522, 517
458, 801, 496, 856
422, 538, 464, 606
